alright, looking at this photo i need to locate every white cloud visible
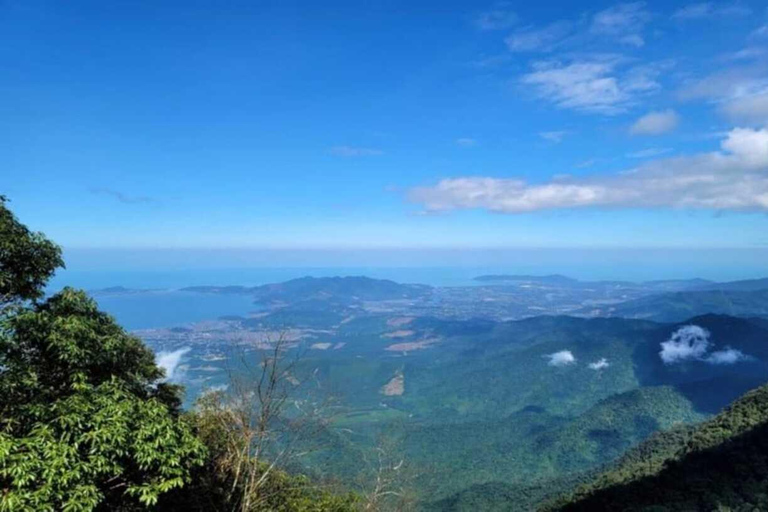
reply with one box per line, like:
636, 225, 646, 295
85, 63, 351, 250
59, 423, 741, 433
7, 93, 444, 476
672, 2, 713, 19
330, 146, 384, 157
576, 159, 597, 168
539, 131, 568, 143
705, 348, 748, 364
588, 358, 611, 370
474, 5, 518, 30
672, 2, 751, 20
627, 147, 673, 158
721, 91, 768, 124
681, 64, 768, 124
407, 127, 768, 213
721, 127, 768, 168
624, 61, 672, 92
591, 2, 652, 46
505, 21, 573, 52
156, 347, 192, 382
660, 326, 751, 365
546, 350, 577, 367
660, 325, 711, 364
505, 3, 650, 53
521, 58, 665, 114
723, 47, 767, 62
522, 60, 624, 114
680, 65, 768, 105
619, 34, 646, 48
753, 24, 768, 38
681, 64, 768, 123
456, 138, 478, 147
472, 54, 513, 68
630, 110, 680, 135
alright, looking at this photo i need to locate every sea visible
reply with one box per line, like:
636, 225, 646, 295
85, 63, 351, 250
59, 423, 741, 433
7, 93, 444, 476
47, 267, 484, 329
47, 256, 768, 331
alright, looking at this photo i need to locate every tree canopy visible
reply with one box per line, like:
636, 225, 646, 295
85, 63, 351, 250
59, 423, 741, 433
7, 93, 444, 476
0, 196, 63, 305
0, 198, 205, 511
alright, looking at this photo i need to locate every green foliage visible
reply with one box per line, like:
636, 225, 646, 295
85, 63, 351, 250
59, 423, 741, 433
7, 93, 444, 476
255, 313, 768, 509
166, 445, 359, 512
0, 199, 204, 511
612, 290, 768, 322
0, 378, 204, 511
403, 385, 703, 507
0, 290, 206, 511
428, 477, 588, 512
549, 384, 768, 511
159, 391, 360, 512
1, 289, 166, 416
0, 196, 63, 304
7, 195, 768, 511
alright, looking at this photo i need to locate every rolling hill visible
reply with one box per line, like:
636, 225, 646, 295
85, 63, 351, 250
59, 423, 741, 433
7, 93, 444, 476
183, 276, 432, 304
278, 313, 768, 509
605, 289, 768, 322
549, 382, 768, 511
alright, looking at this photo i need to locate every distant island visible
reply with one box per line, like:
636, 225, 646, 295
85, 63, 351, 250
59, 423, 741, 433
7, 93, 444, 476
182, 275, 432, 304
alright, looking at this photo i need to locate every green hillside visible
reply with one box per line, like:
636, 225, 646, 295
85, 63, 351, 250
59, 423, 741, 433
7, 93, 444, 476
417, 386, 704, 508
548, 383, 768, 511
285, 314, 768, 508
608, 289, 768, 322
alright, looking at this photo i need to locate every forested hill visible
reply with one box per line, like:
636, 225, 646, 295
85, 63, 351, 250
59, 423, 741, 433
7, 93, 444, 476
0, 197, 360, 511
548, 383, 768, 511
607, 289, 768, 322
183, 275, 432, 302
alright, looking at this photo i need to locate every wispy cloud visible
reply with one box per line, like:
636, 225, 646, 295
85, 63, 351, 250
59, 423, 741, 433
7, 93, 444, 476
505, 2, 651, 52
590, 2, 652, 47
505, 21, 574, 52
471, 54, 513, 68
455, 138, 478, 147
407, 127, 768, 214
329, 146, 384, 157
706, 347, 749, 364
672, 2, 751, 20
90, 188, 156, 205
588, 358, 610, 370
576, 159, 598, 168
721, 91, 768, 124
521, 57, 665, 114
630, 109, 680, 135
539, 131, 569, 143
752, 24, 768, 38
679, 64, 768, 102
679, 64, 768, 124
627, 147, 673, 158
495, 3, 684, 117
722, 47, 767, 62
156, 347, 192, 382
474, 3, 518, 31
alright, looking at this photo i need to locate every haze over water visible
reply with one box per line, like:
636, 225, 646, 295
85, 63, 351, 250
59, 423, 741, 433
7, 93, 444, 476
50, 247, 768, 292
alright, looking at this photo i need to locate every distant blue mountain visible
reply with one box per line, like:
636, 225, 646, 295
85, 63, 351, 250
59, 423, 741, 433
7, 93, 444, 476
183, 276, 432, 303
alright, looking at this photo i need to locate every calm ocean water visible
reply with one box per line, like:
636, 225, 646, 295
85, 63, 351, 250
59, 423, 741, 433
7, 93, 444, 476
49, 267, 486, 291
90, 291, 259, 330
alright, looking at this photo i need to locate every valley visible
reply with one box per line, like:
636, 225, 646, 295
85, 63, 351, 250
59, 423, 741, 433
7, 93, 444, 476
93, 275, 768, 510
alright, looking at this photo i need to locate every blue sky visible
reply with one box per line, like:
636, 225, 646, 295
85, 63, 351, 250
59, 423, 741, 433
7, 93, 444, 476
3, 0, 768, 261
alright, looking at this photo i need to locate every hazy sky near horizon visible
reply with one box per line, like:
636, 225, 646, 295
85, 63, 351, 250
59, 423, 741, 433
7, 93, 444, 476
4, 0, 768, 252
